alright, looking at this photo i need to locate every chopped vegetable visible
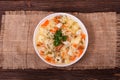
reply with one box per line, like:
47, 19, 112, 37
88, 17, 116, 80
55, 44, 63, 51
54, 16, 61, 23
78, 49, 83, 57
45, 56, 53, 63
62, 36, 67, 41
79, 49, 83, 54
81, 33, 86, 39
62, 25, 67, 28
79, 45, 84, 49
53, 29, 67, 46
77, 47, 83, 57
50, 27, 58, 33
54, 18, 59, 23
41, 20, 49, 27
54, 40, 61, 46
73, 44, 77, 48
37, 42, 43, 46
39, 51, 44, 56
70, 55, 76, 61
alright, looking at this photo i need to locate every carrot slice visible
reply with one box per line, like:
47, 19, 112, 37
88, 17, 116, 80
79, 45, 84, 49
39, 51, 44, 56
45, 56, 52, 62
54, 18, 59, 23
62, 25, 67, 28
75, 46, 84, 57
41, 20, 49, 27
54, 16, 61, 23
50, 27, 58, 33
45, 56, 55, 64
50, 29, 54, 32
81, 33, 86, 39
79, 49, 83, 54
37, 42, 43, 46
77, 49, 83, 57
73, 44, 77, 48
70, 55, 76, 61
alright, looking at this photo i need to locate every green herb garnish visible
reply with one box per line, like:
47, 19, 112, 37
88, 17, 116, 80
62, 36, 67, 41
53, 29, 67, 46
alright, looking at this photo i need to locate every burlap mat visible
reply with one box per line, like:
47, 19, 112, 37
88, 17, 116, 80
0, 11, 117, 70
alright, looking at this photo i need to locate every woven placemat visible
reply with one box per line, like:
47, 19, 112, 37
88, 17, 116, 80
0, 11, 117, 70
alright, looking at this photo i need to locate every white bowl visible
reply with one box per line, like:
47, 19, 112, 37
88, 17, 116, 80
33, 13, 88, 67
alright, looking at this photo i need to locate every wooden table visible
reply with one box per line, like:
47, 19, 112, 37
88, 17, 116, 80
0, 1, 120, 80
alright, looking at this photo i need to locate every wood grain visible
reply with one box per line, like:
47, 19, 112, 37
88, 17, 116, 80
0, 1, 119, 80
0, 68, 119, 80
0, 1, 120, 12
116, 14, 120, 68
0, 14, 4, 69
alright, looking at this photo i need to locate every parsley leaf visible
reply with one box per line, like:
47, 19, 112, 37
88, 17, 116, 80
53, 29, 67, 46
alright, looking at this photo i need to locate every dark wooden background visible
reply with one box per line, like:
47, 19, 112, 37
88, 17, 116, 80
0, 0, 120, 80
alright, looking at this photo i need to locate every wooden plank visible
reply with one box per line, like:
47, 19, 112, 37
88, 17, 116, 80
0, 1, 120, 12
0, 1, 27, 11
0, 68, 119, 80
0, 14, 4, 68
116, 14, 120, 68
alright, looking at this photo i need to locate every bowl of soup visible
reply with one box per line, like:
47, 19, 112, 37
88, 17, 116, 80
33, 13, 88, 67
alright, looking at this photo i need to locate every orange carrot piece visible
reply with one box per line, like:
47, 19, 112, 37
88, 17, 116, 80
45, 56, 52, 62
37, 42, 43, 46
70, 55, 76, 61
80, 49, 83, 53
76, 46, 84, 57
54, 16, 61, 23
62, 25, 67, 28
50, 29, 54, 33
78, 49, 83, 57
81, 33, 86, 39
45, 56, 55, 64
54, 27, 58, 30
50, 27, 58, 33
79, 45, 84, 49
41, 20, 49, 27
73, 44, 77, 48
54, 18, 59, 23
39, 51, 44, 56
55, 44, 63, 51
